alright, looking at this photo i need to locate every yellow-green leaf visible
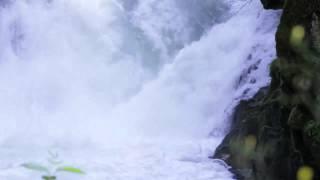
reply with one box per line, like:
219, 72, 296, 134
57, 166, 85, 174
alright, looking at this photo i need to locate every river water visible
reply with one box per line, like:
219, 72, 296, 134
0, 0, 279, 179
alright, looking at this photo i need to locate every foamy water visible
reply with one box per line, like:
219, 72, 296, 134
0, 0, 279, 179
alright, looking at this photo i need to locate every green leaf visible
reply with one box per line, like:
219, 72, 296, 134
56, 166, 85, 174
21, 163, 49, 173
42, 176, 56, 180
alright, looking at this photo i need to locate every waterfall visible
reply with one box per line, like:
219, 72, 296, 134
0, 0, 279, 179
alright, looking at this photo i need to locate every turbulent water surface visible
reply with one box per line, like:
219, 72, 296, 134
0, 0, 279, 179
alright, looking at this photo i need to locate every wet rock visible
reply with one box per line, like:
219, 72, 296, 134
215, 0, 320, 179
214, 88, 297, 180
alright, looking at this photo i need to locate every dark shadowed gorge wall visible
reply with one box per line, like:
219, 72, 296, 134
215, 0, 320, 179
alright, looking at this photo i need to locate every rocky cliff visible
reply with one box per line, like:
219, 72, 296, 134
214, 0, 320, 179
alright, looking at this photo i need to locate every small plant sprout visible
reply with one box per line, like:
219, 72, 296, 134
21, 151, 85, 180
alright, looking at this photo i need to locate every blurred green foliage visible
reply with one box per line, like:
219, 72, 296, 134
22, 151, 85, 180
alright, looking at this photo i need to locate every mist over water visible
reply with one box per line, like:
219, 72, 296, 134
0, 0, 279, 179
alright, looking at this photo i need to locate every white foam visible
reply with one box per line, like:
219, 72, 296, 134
0, 0, 279, 179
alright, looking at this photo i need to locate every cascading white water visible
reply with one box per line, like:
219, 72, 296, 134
0, 0, 280, 179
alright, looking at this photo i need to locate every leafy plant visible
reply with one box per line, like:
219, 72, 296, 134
21, 151, 85, 180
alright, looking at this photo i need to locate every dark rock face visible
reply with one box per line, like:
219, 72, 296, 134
260, 0, 285, 9
214, 0, 320, 179
215, 88, 296, 180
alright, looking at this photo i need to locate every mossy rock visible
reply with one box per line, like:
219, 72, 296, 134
214, 88, 297, 180
216, 0, 320, 179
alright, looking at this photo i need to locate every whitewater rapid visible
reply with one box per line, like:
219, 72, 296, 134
0, 0, 279, 179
